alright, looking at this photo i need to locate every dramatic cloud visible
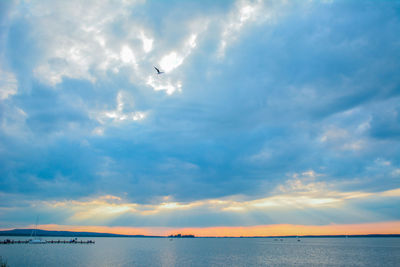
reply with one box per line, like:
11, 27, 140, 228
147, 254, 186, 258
0, 0, 399, 233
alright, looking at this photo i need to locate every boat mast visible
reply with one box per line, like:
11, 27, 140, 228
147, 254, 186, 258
33, 216, 39, 238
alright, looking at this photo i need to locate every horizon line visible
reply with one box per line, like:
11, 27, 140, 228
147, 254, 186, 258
2, 228, 400, 238
1, 221, 400, 237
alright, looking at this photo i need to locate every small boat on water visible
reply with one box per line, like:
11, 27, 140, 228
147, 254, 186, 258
29, 216, 46, 244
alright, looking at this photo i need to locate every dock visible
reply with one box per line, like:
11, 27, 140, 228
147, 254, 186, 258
1, 239, 95, 244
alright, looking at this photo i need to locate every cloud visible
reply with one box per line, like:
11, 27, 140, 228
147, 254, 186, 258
0, 68, 18, 100
93, 90, 147, 134
2, 173, 399, 228
0, 0, 400, 229
26, 0, 142, 85
217, 0, 283, 58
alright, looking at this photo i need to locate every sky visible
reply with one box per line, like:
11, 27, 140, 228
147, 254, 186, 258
0, 0, 400, 236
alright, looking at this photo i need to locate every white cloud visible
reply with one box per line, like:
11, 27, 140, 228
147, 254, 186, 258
248, 149, 272, 162
320, 127, 348, 142
158, 33, 198, 73
35, 183, 400, 223
139, 31, 153, 53
146, 76, 182, 95
0, 105, 29, 139
92, 127, 105, 136
277, 170, 325, 193
0, 68, 18, 100
391, 169, 400, 177
374, 158, 391, 167
160, 52, 184, 73
94, 91, 146, 128
120, 45, 137, 65
12, 0, 286, 98
17, 0, 145, 86
145, 33, 198, 93
217, 0, 281, 58
18, 0, 207, 99
341, 140, 365, 151
320, 126, 366, 151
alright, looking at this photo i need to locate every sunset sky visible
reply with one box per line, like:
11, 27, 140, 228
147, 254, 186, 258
0, 0, 400, 236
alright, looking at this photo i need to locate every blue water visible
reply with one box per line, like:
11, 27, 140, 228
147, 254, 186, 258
1, 237, 399, 266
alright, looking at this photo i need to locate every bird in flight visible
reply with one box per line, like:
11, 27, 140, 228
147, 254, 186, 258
154, 66, 164, 74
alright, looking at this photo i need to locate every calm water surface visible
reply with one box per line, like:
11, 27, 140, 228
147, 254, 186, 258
1, 237, 399, 266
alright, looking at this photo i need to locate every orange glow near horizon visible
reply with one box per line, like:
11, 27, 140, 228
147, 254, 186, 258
173, 221, 400, 237
5, 221, 400, 237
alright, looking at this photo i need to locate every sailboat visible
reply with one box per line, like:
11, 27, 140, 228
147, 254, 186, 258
29, 216, 46, 244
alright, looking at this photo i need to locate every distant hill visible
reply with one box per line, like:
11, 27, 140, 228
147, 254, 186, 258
0, 229, 161, 238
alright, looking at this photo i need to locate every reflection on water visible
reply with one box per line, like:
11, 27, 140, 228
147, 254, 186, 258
0, 237, 399, 266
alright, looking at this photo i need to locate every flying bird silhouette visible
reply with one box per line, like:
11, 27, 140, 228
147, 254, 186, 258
154, 66, 164, 74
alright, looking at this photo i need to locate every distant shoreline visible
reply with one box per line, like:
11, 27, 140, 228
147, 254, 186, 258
0, 229, 399, 238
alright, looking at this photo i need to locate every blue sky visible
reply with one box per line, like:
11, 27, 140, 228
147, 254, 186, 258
0, 0, 400, 233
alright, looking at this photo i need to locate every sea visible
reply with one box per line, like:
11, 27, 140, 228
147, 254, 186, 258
1, 237, 399, 266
